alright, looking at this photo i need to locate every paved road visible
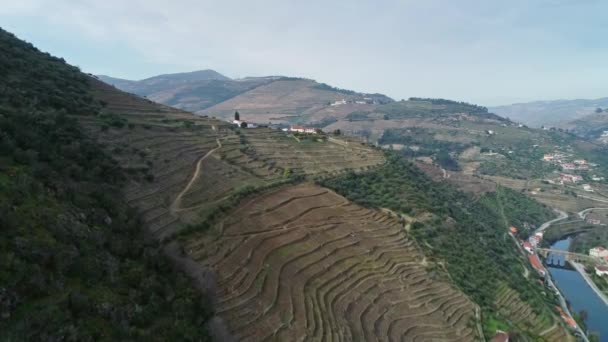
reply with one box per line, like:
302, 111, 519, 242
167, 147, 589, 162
536, 209, 568, 233
577, 194, 608, 204
577, 207, 608, 219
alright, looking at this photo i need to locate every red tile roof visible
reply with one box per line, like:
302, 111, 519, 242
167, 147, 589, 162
528, 254, 543, 272
491, 331, 509, 342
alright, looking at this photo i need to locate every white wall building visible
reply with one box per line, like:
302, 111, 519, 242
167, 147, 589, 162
595, 265, 608, 277
590, 246, 608, 258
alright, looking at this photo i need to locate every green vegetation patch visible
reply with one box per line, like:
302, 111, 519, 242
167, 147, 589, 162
0, 27, 213, 341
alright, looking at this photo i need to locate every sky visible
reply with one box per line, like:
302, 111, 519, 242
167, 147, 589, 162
1, 0, 607, 106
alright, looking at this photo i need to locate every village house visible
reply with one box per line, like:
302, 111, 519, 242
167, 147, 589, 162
574, 159, 587, 165
509, 226, 518, 234
560, 173, 583, 183
522, 241, 533, 254
529, 234, 542, 247
543, 154, 554, 161
289, 125, 317, 134
528, 254, 545, 277
590, 246, 608, 258
330, 99, 347, 106
561, 163, 576, 170
595, 265, 608, 277
586, 218, 601, 225
491, 331, 509, 342
582, 184, 594, 192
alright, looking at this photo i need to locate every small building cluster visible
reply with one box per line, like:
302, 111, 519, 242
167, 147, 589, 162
543, 152, 597, 175
589, 246, 608, 259
230, 111, 257, 128
559, 173, 583, 184
330, 97, 382, 106
282, 125, 318, 134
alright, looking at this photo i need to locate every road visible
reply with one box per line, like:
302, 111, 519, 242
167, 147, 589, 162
577, 194, 608, 204
170, 138, 222, 214
577, 207, 608, 219
536, 209, 568, 234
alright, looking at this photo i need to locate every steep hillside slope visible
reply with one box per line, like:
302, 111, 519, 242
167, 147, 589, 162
2, 27, 578, 342
0, 28, 215, 341
489, 97, 608, 128
563, 110, 608, 140
320, 154, 574, 340
185, 184, 479, 341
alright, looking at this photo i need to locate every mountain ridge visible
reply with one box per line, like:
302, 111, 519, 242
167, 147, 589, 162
489, 97, 608, 128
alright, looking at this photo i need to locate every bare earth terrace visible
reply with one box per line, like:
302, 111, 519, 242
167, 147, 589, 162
184, 184, 480, 341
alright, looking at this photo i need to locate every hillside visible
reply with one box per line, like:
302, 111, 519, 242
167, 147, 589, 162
562, 111, 608, 141
1, 26, 580, 341
489, 97, 608, 128
0, 27, 216, 341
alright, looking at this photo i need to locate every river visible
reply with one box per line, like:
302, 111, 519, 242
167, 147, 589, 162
547, 238, 608, 341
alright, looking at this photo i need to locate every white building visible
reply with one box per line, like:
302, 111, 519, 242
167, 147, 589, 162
589, 246, 608, 258
583, 184, 594, 192
290, 125, 317, 134
330, 99, 347, 106
595, 265, 608, 277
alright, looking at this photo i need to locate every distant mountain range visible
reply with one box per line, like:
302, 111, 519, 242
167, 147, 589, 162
97, 70, 394, 123
489, 97, 608, 128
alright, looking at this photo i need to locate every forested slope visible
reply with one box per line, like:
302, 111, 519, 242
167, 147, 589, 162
0, 28, 214, 341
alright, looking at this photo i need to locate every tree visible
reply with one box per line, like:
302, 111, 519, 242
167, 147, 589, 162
240, 121, 247, 128
234, 111, 240, 121
596, 108, 603, 113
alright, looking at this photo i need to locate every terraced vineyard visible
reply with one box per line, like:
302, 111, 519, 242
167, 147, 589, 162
221, 129, 385, 178
184, 184, 480, 341
493, 284, 573, 341
82, 80, 385, 241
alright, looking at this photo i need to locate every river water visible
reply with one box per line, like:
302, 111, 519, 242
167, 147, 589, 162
548, 238, 608, 341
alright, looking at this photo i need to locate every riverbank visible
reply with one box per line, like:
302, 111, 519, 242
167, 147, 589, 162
534, 212, 589, 342
572, 262, 608, 307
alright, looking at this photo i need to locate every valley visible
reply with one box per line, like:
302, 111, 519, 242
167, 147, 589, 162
3, 24, 608, 342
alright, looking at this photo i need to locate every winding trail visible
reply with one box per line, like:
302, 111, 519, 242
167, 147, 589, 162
170, 138, 222, 214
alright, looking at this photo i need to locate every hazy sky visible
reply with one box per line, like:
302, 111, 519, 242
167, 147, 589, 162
1, 0, 607, 106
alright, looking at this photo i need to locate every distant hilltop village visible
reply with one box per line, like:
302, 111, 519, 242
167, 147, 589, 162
329, 97, 381, 106
229, 111, 320, 134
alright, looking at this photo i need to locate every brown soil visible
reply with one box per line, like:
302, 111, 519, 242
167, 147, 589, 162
184, 184, 479, 341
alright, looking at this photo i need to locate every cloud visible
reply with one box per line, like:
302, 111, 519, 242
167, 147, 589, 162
2, 0, 608, 105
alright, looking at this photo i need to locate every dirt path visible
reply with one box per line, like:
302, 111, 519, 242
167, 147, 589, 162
170, 138, 222, 214
538, 323, 558, 338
